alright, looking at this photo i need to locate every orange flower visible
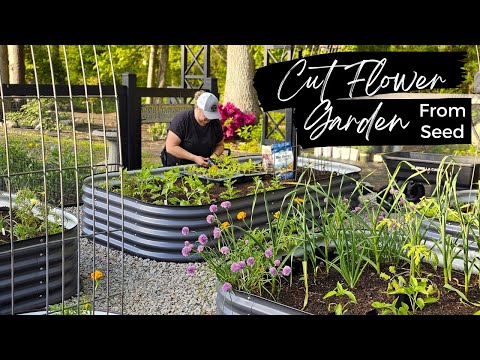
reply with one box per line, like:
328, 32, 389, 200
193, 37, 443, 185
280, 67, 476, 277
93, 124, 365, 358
90, 270, 104, 281
273, 211, 280, 219
220, 221, 230, 229
237, 211, 247, 220
294, 197, 304, 204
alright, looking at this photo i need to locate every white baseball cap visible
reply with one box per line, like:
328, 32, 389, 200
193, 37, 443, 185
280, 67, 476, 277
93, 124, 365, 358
196, 92, 220, 119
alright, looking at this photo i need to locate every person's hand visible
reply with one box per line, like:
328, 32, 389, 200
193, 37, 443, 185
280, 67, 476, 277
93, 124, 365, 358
193, 155, 210, 167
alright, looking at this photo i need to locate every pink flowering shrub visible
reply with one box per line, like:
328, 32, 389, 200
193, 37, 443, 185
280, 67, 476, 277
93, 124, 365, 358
218, 102, 256, 142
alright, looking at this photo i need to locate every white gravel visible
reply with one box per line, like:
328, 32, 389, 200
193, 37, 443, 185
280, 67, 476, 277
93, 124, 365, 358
64, 207, 217, 315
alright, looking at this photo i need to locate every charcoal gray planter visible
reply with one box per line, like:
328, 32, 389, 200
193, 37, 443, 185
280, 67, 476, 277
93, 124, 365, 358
216, 281, 308, 315
81, 156, 361, 262
0, 193, 79, 315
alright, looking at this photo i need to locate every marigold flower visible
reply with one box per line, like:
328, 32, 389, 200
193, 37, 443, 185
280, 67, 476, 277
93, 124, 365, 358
220, 221, 230, 229
273, 211, 280, 219
90, 270, 104, 281
209, 165, 218, 172
294, 197, 304, 204
237, 211, 247, 220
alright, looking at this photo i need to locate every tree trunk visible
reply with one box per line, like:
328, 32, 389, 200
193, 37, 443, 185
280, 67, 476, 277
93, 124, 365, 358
146, 45, 158, 105
8, 45, 25, 84
156, 45, 169, 104
224, 45, 261, 119
51, 45, 66, 84
0, 45, 9, 84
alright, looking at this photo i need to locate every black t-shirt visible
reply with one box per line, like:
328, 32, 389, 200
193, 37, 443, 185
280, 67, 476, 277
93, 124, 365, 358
165, 109, 223, 166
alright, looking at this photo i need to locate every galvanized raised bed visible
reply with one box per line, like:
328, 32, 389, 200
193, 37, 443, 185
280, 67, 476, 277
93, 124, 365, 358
0, 193, 79, 315
81, 156, 361, 262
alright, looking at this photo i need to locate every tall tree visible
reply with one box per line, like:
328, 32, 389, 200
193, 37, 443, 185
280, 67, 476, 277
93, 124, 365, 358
8, 45, 25, 84
224, 45, 261, 118
0, 45, 8, 84
157, 45, 169, 88
156, 45, 169, 104
146, 45, 158, 104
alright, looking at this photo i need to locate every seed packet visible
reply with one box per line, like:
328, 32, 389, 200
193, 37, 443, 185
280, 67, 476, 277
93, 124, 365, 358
271, 142, 294, 180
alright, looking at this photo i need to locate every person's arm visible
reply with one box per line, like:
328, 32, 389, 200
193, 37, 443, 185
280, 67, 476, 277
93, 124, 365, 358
211, 140, 225, 158
165, 131, 209, 167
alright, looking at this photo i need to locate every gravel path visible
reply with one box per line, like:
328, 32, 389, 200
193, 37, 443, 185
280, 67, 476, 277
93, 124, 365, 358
64, 207, 217, 315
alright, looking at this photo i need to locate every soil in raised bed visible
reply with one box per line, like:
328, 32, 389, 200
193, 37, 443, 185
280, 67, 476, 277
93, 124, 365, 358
276, 261, 480, 315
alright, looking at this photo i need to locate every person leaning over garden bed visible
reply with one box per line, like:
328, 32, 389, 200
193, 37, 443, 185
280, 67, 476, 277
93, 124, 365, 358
162, 91, 224, 167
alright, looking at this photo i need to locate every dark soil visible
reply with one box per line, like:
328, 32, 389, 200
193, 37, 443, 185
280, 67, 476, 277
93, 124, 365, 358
277, 261, 480, 315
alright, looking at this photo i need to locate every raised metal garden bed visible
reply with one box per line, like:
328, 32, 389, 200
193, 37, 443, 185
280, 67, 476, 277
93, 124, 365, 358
0, 193, 79, 315
81, 156, 361, 262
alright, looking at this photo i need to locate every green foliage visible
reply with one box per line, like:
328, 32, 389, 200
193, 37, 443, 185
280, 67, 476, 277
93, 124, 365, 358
374, 267, 440, 315
323, 282, 357, 315
1, 189, 63, 241
0, 133, 105, 205
147, 123, 167, 141
219, 178, 240, 200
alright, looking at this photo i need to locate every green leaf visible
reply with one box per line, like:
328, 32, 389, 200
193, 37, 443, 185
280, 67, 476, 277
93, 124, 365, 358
323, 290, 337, 300
416, 297, 425, 310
423, 297, 439, 304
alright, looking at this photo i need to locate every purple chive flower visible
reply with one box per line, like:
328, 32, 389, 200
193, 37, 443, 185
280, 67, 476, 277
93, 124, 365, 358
220, 246, 230, 255
220, 201, 231, 209
182, 244, 193, 257
198, 234, 208, 245
269, 267, 277, 276
399, 197, 404, 205
197, 245, 204, 252
352, 206, 362, 214
206, 215, 215, 224
377, 215, 385, 222
265, 248, 273, 258
186, 265, 196, 275
222, 282, 232, 293
230, 262, 241, 272
213, 227, 220, 239
184, 240, 190, 246
323, 198, 328, 203
246, 257, 255, 266
209, 204, 218, 213
181, 227, 189, 236
282, 266, 292, 276
274, 259, 281, 267
238, 261, 246, 269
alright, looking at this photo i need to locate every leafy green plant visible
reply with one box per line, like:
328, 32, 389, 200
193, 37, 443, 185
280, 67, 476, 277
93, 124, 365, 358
375, 266, 440, 314
323, 282, 357, 315
219, 178, 240, 200
147, 123, 167, 141
0, 189, 63, 242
